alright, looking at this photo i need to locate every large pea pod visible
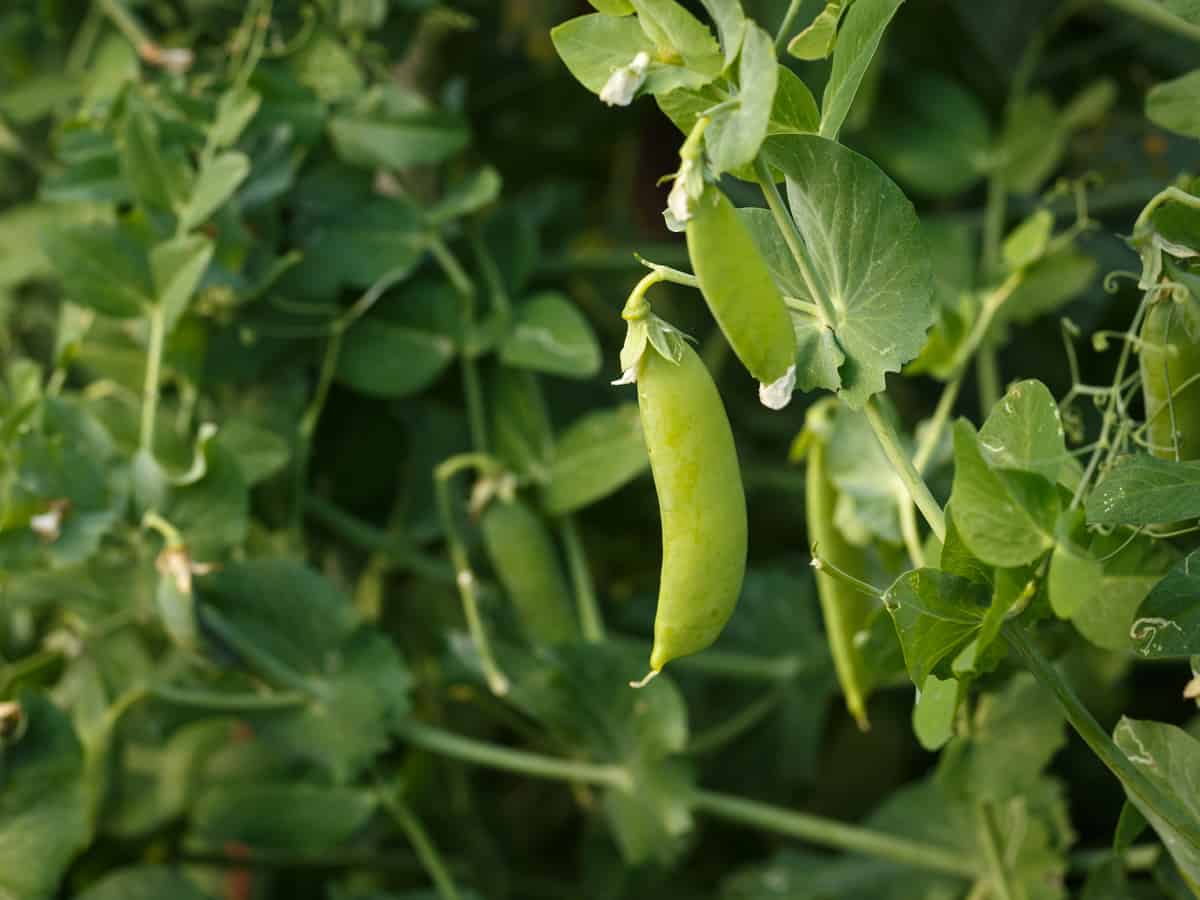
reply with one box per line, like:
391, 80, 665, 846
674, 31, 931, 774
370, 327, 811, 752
480, 497, 578, 645
638, 340, 747, 676
805, 404, 873, 730
1140, 288, 1200, 461
686, 186, 798, 409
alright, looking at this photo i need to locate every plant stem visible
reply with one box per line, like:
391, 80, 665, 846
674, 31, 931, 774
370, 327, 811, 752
775, 0, 807, 51
148, 683, 307, 712
139, 306, 166, 452
397, 719, 631, 789
863, 397, 946, 542
1002, 622, 1200, 852
558, 515, 604, 642
430, 236, 488, 452
976, 803, 1017, 900
96, 0, 154, 55
914, 376, 962, 474
1105, 0, 1200, 41
691, 790, 978, 879
753, 157, 833, 326
977, 175, 1008, 414
378, 791, 463, 900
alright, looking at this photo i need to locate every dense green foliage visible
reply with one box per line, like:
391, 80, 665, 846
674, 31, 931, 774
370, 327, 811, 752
3, 1, 1200, 898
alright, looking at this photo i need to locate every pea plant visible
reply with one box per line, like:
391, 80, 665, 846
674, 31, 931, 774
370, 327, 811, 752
2, 0, 1200, 898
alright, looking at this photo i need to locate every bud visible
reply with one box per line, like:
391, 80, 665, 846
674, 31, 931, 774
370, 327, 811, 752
599, 51, 650, 107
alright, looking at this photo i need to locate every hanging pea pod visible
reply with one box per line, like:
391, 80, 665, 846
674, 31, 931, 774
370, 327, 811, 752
635, 336, 748, 678
1140, 282, 1200, 461
480, 496, 579, 645
804, 400, 873, 730
686, 185, 797, 409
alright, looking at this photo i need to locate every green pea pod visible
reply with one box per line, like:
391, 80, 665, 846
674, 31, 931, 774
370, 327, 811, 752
480, 497, 578, 645
687, 186, 798, 409
805, 404, 872, 730
638, 339, 747, 676
1140, 288, 1200, 461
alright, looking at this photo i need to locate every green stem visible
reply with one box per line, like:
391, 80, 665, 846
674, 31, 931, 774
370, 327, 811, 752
1104, 0, 1200, 41
775, 0, 808, 50
397, 719, 631, 789
430, 237, 488, 452
1002, 623, 1200, 852
96, 0, 154, 54
863, 398, 946, 542
976, 803, 1017, 900
139, 306, 166, 452
976, 342, 1001, 416
558, 515, 604, 642
691, 789, 978, 879
913, 376, 962, 474
378, 791, 463, 900
753, 157, 833, 326
148, 683, 307, 712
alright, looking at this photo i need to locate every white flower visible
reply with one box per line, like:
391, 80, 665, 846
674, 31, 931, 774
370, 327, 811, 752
758, 364, 796, 410
599, 51, 650, 107
611, 366, 638, 385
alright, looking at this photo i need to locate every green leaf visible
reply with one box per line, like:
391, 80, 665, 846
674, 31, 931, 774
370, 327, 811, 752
0, 695, 89, 900
1147, 70, 1200, 139
210, 418, 291, 486
949, 419, 1057, 568
150, 234, 214, 332
74, 866, 213, 900
337, 319, 456, 398
977, 379, 1068, 483
120, 96, 187, 212
913, 674, 959, 751
826, 404, 907, 546
199, 562, 411, 781
630, 0, 723, 76
993, 248, 1097, 333
499, 291, 602, 379
290, 33, 364, 103
169, 442, 248, 557
698, 0, 746, 65
1086, 456, 1200, 526
589, 0, 636, 12
705, 23, 776, 174
190, 783, 376, 851
866, 72, 990, 197
605, 757, 695, 865
820, 0, 904, 140
427, 166, 502, 226
540, 404, 648, 514
1003, 210, 1054, 271
211, 86, 262, 149
178, 151, 250, 233
998, 93, 1065, 194
329, 86, 469, 170
763, 133, 935, 409
1131, 550, 1200, 659
490, 366, 555, 481
551, 14, 656, 97
769, 66, 820, 134
1113, 719, 1200, 890
1164, 1, 1200, 23
41, 223, 153, 318
788, 3, 841, 61
883, 568, 989, 687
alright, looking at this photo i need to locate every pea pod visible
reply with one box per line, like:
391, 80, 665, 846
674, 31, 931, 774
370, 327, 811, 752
805, 403, 872, 730
638, 339, 747, 676
1140, 287, 1200, 461
480, 496, 578, 645
687, 186, 798, 409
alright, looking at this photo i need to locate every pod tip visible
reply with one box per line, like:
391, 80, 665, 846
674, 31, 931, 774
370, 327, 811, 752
629, 669, 660, 689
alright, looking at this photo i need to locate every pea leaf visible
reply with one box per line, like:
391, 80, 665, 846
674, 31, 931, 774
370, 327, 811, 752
74, 866, 213, 900
770, 66, 820, 134
490, 366, 555, 481
0, 695, 89, 900
121, 96, 188, 212
290, 32, 364, 103
998, 93, 1065, 194
190, 783, 376, 851
329, 95, 469, 171
178, 151, 250, 233
337, 319, 456, 398
427, 165, 502, 226
1131, 550, 1200, 659
629, 0, 723, 76
913, 674, 960, 751
210, 418, 290, 486
976, 379, 1068, 483
993, 248, 1097, 333
150, 234, 214, 332
540, 404, 648, 514
551, 14, 656, 97
698, 0, 746, 65
763, 133, 935, 409
883, 568, 990, 687
41, 223, 153, 319
704, 23, 776, 174
1147, 70, 1200, 139
499, 291, 602, 379
589, 0, 636, 12
1086, 456, 1200, 526
820, 0, 904, 140
949, 420, 1058, 568
1113, 719, 1200, 889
